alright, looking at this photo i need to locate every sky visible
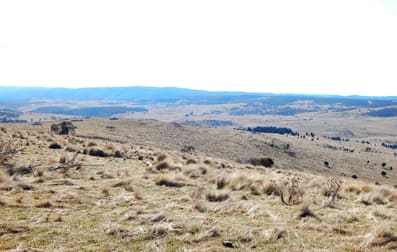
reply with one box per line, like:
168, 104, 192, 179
0, 0, 397, 96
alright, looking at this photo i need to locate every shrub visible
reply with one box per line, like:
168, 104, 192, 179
88, 148, 107, 157
114, 150, 123, 158
49, 142, 62, 149
259, 157, 274, 167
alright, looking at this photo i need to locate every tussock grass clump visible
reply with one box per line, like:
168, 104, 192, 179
35, 166, 46, 177
183, 167, 200, 179
270, 228, 288, 241
216, 176, 228, 189
342, 184, 361, 195
294, 203, 316, 219
102, 186, 111, 196
371, 192, 388, 205
112, 179, 132, 188
156, 161, 169, 170
104, 143, 115, 152
368, 225, 397, 247
155, 174, 189, 187
361, 185, 373, 193
106, 225, 134, 238
229, 173, 251, 191
186, 158, 197, 165
203, 159, 212, 165
112, 179, 134, 191
156, 153, 167, 162
146, 224, 169, 239
134, 187, 143, 200
87, 141, 97, 147
194, 202, 208, 212
206, 190, 229, 202
59, 154, 67, 164
389, 192, 397, 203
214, 172, 257, 191
263, 181, 281, 196
0, 169, 10, 184
35, 200, 52, 208
0, 197, 6, 206
54, 215, 63, 222
250, 180, 265, 195
114, 150, 123, 158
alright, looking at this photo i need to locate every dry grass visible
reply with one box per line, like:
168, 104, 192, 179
0, 169, 10, 184
35, 200, 53, 208
294, 203, 316, 219
368, 225, 397, 247
0, 120, 397, 251
155, 174, 190, 187
35, 166, 46, 177
156, 153, 167, 162
156, 161, 169, 170
206, 190, 230, 202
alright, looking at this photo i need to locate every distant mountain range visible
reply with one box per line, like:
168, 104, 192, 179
0, 86, 396, 104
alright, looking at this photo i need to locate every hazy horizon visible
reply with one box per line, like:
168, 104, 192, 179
1, 85, 397, 98
1, 0, 397, 96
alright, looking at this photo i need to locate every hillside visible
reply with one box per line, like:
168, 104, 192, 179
1, 120, 397, 251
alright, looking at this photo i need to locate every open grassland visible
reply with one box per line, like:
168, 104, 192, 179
74, 118, 397, 185
1, 121, 397, 251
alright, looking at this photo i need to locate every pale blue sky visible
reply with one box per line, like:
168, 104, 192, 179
1, 0, 397, 96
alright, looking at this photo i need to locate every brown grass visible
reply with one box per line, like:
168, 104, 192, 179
102, 186, 111, 196
35, 200, 53, 208
369, 225, 397, 247
87, 141, 97, 147
155, 174, 190, 187
156, 153, 167, 162
206, 190, 229, 202
0, 169, 10, 184
1, 118, 397, 251
156, 161, 169, 170
35, 166, 46, 177
294, 203, 316, 219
